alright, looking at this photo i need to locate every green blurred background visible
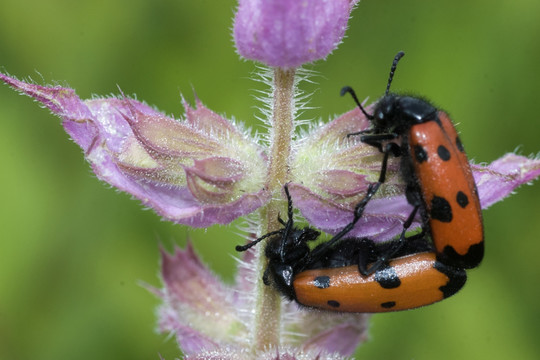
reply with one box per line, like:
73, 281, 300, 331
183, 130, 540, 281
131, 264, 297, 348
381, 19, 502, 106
1, 1, 539, 359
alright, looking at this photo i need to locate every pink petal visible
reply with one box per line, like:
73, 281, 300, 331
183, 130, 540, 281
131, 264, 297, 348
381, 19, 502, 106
185, 98, 242, 136
158, 243, 241, 355
186, 157, 245, 184
300, 315, 370, 356
288, 183, 416, 241
122, 103, 220, 157
157, 307, 219, 355
473, 153, 540, 208
316, 170, 369, 197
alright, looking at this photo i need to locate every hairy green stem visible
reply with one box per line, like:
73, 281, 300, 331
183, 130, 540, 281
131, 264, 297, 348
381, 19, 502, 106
252, 67, 296, 352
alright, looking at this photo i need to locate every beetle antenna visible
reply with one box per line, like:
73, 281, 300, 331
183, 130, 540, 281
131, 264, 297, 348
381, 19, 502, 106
278, 184, 295, 261
235, 229, 283, 252
385, 51, 405, 96
340, 86, 373, 120
235, 184, 294, 253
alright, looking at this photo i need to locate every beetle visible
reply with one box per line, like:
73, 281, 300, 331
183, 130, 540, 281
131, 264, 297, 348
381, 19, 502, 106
341, 51, 484, 269
236, 185, 466, 313
294, 244, 466, 313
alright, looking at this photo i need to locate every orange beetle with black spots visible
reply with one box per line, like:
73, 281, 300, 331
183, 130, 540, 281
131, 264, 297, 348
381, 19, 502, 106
294, 244, 466, 312
236, 185, 467, 313
341, 51, 484, 269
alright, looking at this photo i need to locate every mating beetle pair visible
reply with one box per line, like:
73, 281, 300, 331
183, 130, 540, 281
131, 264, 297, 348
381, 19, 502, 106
237, 52, 484, 313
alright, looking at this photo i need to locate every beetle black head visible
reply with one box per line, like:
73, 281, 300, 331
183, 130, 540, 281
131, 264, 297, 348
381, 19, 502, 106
263, 225, 320, 300
371, 94, 439, 133
264, 226, 320, 272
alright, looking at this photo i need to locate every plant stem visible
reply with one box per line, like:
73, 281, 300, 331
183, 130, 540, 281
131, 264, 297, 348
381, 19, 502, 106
252, 67, 296, 352
267, 68, 295, 192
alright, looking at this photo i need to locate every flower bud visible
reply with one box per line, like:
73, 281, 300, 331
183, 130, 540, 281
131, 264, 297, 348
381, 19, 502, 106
233, 0, 360, 68
0, 74, 269, 227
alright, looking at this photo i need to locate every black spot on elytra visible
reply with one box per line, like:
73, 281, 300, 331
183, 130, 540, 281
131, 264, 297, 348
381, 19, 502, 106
374, 266, 401, 289
439, 242, 484, 269
433, 260, 467, 298
314, 276, 330, 289
437, 145, 451, 161
456, 191, 469, 208
414, 145, 428, 163
431, 196, 453, 222
381, 301, 396, 309
456, 136, 465, 153
327, 300, 340, 308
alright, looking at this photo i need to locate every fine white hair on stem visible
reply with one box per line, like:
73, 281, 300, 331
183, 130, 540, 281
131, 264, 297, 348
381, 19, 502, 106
250, 66, 319, 147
